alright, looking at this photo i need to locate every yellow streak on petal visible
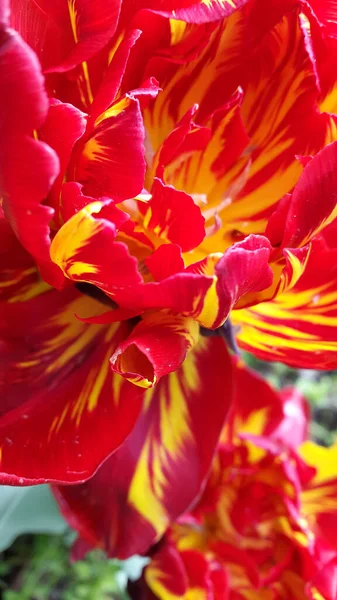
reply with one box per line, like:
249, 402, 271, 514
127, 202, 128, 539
67, 0, 94, 108
70, 324, 119, 425
145, 564, 182, 600
170, 19, 188, 46
310, 592, 325, 600
195, 277, 220, 328
54, 403, 71, 435
128, 436, 165, 536
201, 0, 236, 10
128, 344, 203, 535
9, 280, 50, 303
300, 441, 337, 484
50, 202, 105, 279
68, 0, 78, 43
94, 97, 129, 127
0, 267, 50, 303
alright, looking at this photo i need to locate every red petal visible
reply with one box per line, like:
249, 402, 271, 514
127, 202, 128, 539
194, 235, 273, 328
88, 29, 142, 125
223, 358, 309, 449
282, 142, 337, 249
75, 95, 146, 200
232, 238, 337, 369
0, 237, 143, 483
11, 0, 122, 72
144, 0, 248, 23
39, 99, 87, 222
110, 311, 199, 387
0, 25, 59, 263
50, 200, 142, 291
145, 244, 185, 281
145, 179, 205, 252
144, 541, 188, 598
53, 337, 233, 557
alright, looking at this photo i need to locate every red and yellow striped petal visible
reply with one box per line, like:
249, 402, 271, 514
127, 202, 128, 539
144, 546, 217, 600
222, 359, 304, 444
191, 235, 273, 329
53, 337, 234, 558
148, 0, 248, 23
144, 542, 188, 600
74, 95, 146, 200
0, 267, 141, 485
300, 441, 337, 550
232, 239, 337, 369
144, 178, 205, 252
144, 6, 337, 239
280, 143, 337, 249
87, 29, 143, 125
50, 200, 142, 291
10, 0, 122, 73
110, 311, 199, 388
0, 224, 144, 484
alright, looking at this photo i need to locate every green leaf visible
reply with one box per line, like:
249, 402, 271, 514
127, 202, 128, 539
0, 485, 67, 551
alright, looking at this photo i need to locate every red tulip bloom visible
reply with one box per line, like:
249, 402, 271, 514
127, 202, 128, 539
122, 363, 337, 593
1, 0, 337, 552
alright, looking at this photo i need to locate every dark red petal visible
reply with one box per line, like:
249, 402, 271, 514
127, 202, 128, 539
110, 311, 199, 387
282, 142, 337, 249
39, 99, 87, 221
53, 337, 233, 557
0, 242, 143, 483
10, 0, 122, 72
75, 95, 146, 200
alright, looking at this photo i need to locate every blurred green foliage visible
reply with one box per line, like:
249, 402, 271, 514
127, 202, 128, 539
0, 533, 129, 600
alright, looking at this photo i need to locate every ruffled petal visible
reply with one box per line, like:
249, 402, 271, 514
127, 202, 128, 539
110, 311, 199, 387
232, 239, 337, 369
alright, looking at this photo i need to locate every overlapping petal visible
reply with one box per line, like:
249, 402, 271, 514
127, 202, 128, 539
10, 0, 122, 72
143, 178, 206, 252
74, 94, 146, 200
50, 196, 273, 330
223, 357, 308, 445
268, 142, 337, 249
38, 99, 87, 223
131, 365, 337, 600
53, 337, 233, 558
142, 3, 337, 243
146, 0, 249, 23
0, 223, 144, 484
110, 311, 199, 387
232, 238, 337, 368
50, 200, 142, 291
0, 15, 59, 266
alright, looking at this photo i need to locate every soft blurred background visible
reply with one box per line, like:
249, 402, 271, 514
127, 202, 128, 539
1, 356, 337, 599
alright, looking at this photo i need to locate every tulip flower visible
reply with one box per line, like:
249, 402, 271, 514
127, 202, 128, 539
1, 0, 337, 557
118, 363, 337, 592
